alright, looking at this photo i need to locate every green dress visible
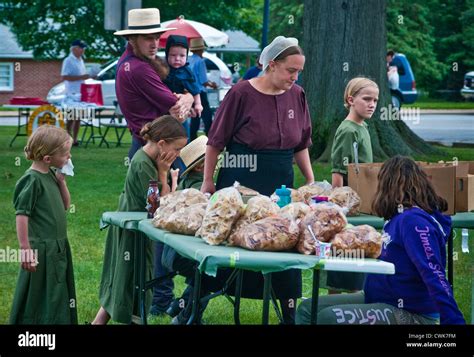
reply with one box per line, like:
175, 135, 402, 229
99, 148, 158, 324
11, 168, 77, 324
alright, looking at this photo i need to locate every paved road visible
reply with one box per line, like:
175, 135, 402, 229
1, 111, 473, 146
404, 113, 474, 146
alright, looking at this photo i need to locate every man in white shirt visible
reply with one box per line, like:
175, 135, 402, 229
61, 39, 92, 145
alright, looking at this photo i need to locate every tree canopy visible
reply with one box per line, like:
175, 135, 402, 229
0, 0, 263, 60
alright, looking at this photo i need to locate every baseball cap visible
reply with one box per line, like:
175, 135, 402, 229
71, 39, 87, 48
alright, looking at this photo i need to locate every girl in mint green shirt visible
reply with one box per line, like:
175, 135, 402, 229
331, 77, 378, 187
328, 77, 379, 293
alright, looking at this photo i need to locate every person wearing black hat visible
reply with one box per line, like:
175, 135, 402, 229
61, 39, 93, 145
164, 35, 203, 120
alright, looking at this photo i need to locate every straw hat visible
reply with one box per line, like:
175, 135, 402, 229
180, 135, 208, 177
114, 8, 176, 36
189, 38, 207, 51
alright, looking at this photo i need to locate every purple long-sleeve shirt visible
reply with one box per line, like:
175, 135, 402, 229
116, 44, 177, 139
207, 80, 312, 152
365, 207, 465, 324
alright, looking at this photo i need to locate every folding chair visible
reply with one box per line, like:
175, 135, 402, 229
99, 101, 129, 148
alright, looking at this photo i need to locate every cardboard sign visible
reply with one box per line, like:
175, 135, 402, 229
348, 162, 456, 215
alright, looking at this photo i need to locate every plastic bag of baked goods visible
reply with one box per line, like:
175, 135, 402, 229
160, 202, 207, 235
296, 202, 347, 254
230, 216, 300, 251
290, 188, 305, 203
331, 224, 382, 258
328, 186, 361, 216
196, 185, 244, 245
228, 195, 279, 245
297, 181, 332, 204
234, 182, 259, 203
153, 188, 208, 228
279, 202, 312, 221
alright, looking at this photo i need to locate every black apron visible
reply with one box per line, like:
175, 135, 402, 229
212, 142, 302, 299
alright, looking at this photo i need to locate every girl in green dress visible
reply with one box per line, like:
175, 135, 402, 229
11, 125, 77, 324
93, 115, 188, 324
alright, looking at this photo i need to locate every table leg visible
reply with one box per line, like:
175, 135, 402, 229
448, 231, 454, 289
133, 233, 140, 319
139, 234, 147, 325
310, 269, 321, 325
262, 273, 272, 325
188, 266, 202, 325
233, 270, 243, 325
9, 109, 29, 147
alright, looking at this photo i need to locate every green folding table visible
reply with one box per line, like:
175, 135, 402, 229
100, 211, 473, 324
138, 219, 395, 325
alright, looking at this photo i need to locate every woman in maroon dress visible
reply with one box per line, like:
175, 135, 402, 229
201, 36, 315, 324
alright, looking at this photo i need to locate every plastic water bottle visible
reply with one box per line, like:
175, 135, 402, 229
275, 185, 291, 208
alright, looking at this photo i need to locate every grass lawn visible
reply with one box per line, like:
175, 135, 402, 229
0, 125, 472, 325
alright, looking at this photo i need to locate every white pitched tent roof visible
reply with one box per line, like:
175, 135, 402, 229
207, 30, 260, 54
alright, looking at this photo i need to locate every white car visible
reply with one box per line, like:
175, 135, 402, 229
460, 71, 474, 100
47, 51, 233, 107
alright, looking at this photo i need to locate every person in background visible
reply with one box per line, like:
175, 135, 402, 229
113, 8, 194, 161
241, 56, 262, 80
386, 50, 399, 90
296, 156, 466, 325
328, 77, 379, 295
61, 39, 93, 146
188, 38, 218, 141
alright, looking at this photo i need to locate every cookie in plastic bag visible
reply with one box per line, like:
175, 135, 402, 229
297, 181, 332, 204
229, 195, 279, 245
196, 186, 244, 245
279, 202, 312, 221
328, 186, 361, 216
230, 216, 300, 251
296, 203, 347, 254
153, 188, 208, 228
331, 224, 382, 258
160, 202, 207, 235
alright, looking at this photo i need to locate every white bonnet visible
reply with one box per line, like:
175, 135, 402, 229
259, 36, 299, 71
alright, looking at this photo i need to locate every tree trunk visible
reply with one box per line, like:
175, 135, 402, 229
302, 0, 441, 162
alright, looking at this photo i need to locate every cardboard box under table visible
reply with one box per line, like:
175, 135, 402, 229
138, 219, 394, 325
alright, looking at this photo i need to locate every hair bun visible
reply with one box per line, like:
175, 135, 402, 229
140, 123, 152, 139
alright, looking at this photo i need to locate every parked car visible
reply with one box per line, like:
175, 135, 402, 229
460, 71, 474, 100
47, 51, 232, 107
389, 53, 418, 108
